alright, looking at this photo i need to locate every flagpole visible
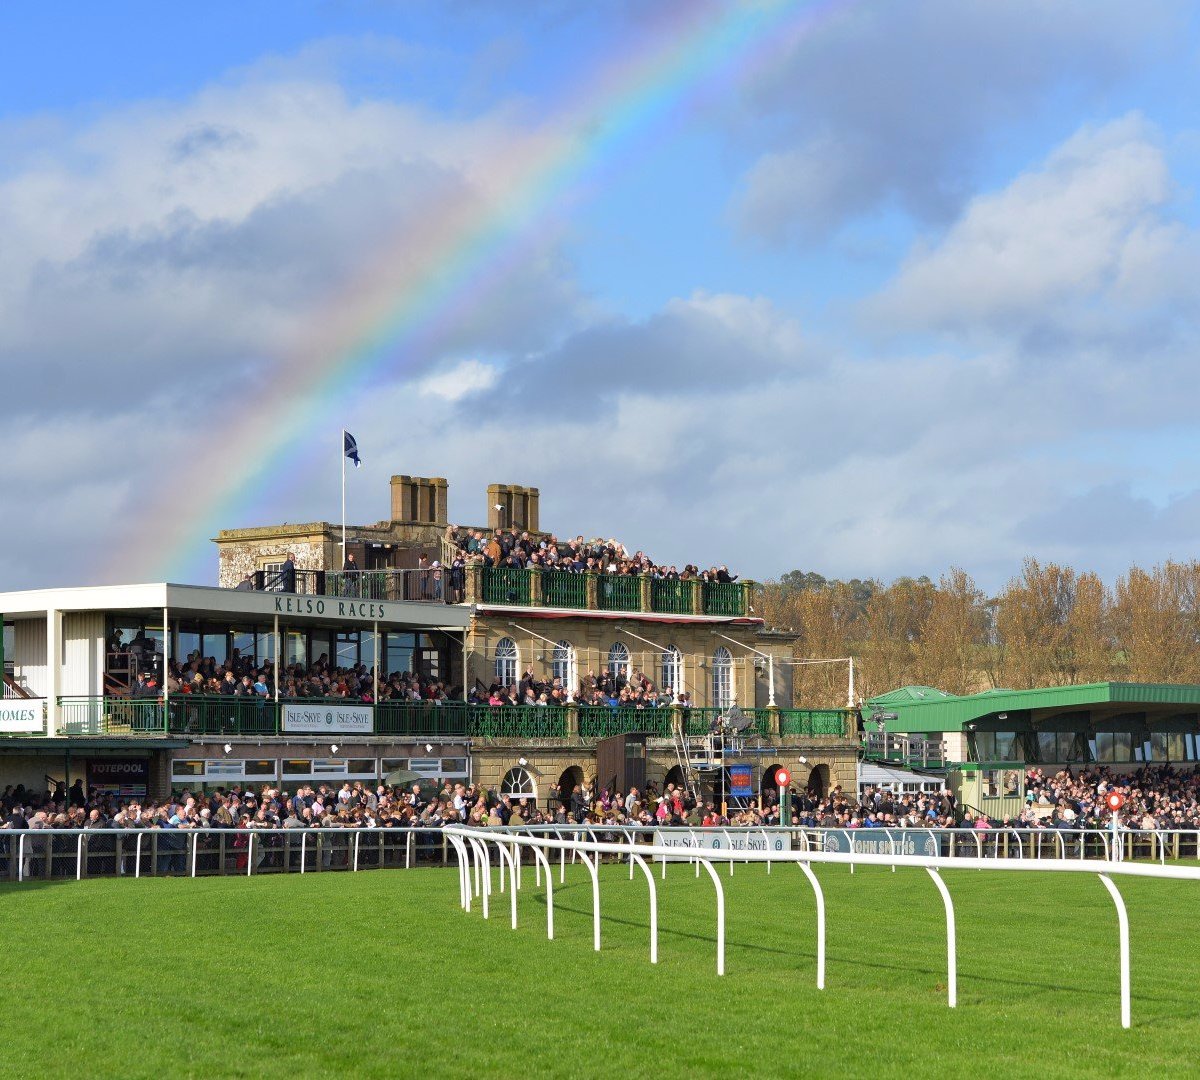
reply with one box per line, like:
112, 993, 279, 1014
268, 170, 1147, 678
341, 428, 347, 564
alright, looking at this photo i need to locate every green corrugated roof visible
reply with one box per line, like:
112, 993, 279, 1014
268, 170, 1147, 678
865, 682, 1200, 734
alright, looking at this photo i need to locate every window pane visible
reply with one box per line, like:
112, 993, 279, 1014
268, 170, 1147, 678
244, 760, 276, 777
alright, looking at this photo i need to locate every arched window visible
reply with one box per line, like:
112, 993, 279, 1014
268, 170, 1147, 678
501, 766, 537, 799
494, 637, 518, 688
552, 640, 576, 695
661, 645, 683, 698
607, 641, 630, 686
711, 646, 733, 709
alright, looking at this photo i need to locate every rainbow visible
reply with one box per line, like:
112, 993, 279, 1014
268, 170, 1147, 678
109, 0, 848, 584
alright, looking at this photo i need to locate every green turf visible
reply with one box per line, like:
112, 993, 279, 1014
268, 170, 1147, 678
0, 860, 1195, 1078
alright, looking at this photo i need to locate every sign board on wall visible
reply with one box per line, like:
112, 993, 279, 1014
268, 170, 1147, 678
729, 765, 753, 798
0, 700, 45, 734
281, 703, 373, 735
819, 829, 944, 857
87, 759, 149, 798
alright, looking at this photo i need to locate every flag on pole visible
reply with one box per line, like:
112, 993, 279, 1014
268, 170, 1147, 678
344, 431, 361, 468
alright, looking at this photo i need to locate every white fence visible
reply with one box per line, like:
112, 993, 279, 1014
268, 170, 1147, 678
444, 824, 1200, 1030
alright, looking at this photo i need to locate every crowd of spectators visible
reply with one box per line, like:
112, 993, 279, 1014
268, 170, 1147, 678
1019, 765, 1200, 830
445, 525, 738, 594
469, 664, 689, 709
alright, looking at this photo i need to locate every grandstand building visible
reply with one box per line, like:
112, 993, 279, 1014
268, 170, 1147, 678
0, 473, 858, 804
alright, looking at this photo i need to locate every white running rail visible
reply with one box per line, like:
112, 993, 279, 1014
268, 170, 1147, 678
444, 824, 1200, 1030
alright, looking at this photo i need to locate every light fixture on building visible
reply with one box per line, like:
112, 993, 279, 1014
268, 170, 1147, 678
799, 756, 807, 765
518, 757, 528, 767
223, 743, 232, 754
330, 743, 339, 754
425, 743, 434, 754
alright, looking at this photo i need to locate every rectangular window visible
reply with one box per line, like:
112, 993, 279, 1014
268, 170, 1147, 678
409, 758, 440, 774
441, 757, 467, 775
1095, 731, 1134, 763
347, 758, 377, 775
206, 760, 244, 779
312, 759, 347, 775
282, 759, 313, 776
381, 758, 408, 773
171, 760, 204, 777
244, 759, 277, 777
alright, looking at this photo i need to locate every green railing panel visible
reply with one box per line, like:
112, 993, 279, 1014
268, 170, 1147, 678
740, 708, 775, 737
779, 709, 849, 737
481, 567, 532, 605
467, 706, 567, 739
683, 708, 722, 736
542, 570, 588, 609
375, 702, 467, 737
650, 578, 692, 615
578, 706, 671, 739
59, 697, 166, 736
702, 581, 746, 616
168, 696, 279, 736
597, 574, 641, 612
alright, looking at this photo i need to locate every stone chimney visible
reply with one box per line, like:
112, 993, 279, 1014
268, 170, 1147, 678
487, 483, 539, 532
390, 476, 448, 525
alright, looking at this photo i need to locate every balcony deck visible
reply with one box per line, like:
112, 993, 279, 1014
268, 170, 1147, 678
253, 566, 754, 618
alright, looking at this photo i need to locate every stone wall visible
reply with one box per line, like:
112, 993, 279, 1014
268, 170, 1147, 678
468, 616, 764, 708
216, 535, 327, 588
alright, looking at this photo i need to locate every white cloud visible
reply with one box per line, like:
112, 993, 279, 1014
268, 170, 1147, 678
867, 115, 1199, 338
728, 0, 1185, 238
418, 358, 499, 401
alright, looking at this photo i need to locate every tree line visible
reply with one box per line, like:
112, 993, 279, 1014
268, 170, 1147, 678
755, 560, 1200, 708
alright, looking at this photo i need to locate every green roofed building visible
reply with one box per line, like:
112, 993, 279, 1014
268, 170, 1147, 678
864, 682, 1200, 769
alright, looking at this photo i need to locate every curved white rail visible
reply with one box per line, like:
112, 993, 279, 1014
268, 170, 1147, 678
445, 825, 1200, 1029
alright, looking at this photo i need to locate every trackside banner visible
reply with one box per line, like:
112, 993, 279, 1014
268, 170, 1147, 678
282, 703, 373, 735
653, 828, 790, 862
819, 829, 944, 857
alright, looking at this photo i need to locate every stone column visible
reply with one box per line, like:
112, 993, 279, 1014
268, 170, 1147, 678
465, 563, 482, 604
638, 574, 652, 613
690, 579, 704, 615
585, 572, 599, 609
529, 566, 543, 607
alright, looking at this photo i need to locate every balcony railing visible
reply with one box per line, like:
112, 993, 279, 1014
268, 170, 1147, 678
243, 564, 754, 617
39, 699, 853, 741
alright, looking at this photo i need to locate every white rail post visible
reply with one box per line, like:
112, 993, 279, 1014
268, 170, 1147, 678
353, 831, 361, 872
76, 833, 83, 881
190, 832, 198, 878
529, 840, 554, 940
697, 858, 726, 975
134, 832, 142, 879
17, 834, 24, 882
577, 848, 602, 952
925, 868, 957, 1008
406, 830, 413, 870
796, 862, 826, 989
1098, 874, 1131, 1029
494, 842, 517, 930
246, 833, 254, 877
631, 852, 658, 963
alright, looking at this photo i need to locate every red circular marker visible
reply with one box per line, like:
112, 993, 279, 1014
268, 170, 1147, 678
775, 768, 791, 788
1106, 791, 1126, 811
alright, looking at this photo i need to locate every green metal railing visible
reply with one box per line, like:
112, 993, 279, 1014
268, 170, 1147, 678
779, 709, 850, 737
596, 574, 641, 611
650, 578, 693, 615
59, 697, 167, 736
376, 702, 467, 737
542, 570, 588, 609
684, 708, 721, 736
578, 706, 671, 740
703, 581, 746, 616
467, 706, 567, 740
481, 567, 532, 605
168, 696, 279, 736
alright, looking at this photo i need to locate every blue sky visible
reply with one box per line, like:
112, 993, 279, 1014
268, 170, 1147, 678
2, 1, 1200, 593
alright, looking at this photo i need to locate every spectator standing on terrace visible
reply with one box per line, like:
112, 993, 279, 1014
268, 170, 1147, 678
342, 552, 361, 596
280, 553, 296, 593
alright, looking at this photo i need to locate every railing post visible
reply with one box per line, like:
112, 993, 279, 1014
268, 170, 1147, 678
529, 566, 543, 607
690, 579, 704, 616
585, 572, 599, 609
465, 563, 482, 604
638, 573, 652, 613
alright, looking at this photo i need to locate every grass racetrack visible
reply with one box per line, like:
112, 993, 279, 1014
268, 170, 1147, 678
0, 859, 1196, 1078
